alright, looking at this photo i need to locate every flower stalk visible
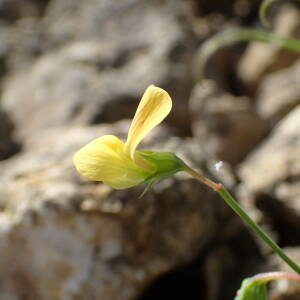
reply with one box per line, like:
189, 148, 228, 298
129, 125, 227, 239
185, 166, 300, 275
252, 271, 300, 282
73, 84, 300, 276
185, 166, 222, 191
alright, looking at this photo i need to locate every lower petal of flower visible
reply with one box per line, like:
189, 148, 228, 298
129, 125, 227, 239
73, 135, 154, 189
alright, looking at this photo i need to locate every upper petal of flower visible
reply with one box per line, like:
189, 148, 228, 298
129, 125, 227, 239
73, 135, 152, 189
124, 85, 172, 160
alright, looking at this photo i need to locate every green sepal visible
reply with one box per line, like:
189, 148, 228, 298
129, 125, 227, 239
139, 151, 185, 180
139, 179, 155, 199
235, 278, 267, 300
136, 151, 185, 196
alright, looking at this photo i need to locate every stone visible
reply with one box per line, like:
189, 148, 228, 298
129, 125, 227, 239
238, 105, 300, 253
238, 4, 300, 93
239, 104, 300, 194
0, 0, 47, 21
1, 0, 196, 140
189, 80, 267, 166
256, 59, 300, 122
0, 7, 45, 74
0, 122, 228, 300
2, 0, 300, 298
0, 107, 20, 160
269, 247, 300, 300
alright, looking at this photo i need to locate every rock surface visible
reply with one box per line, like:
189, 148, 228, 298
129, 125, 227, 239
269, 248, 300, 300
256, 59, 300, 122
0, 0, 300, 299
0, 123, 226, 300
0, 107, 20, 160
239, 104, 300, 195
189, 80, 267, 165
238, 105, 300, 251
1, 0, 195, 140
238, 4, 300, 93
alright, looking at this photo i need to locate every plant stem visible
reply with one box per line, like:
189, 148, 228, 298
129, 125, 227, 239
252, 271, 300, 282
218, 185, 300, 275
185, 166, 300, 275
185, 166, 222, 191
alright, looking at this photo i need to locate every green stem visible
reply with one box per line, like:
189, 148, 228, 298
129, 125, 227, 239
218, 185, 300, 275
184, 166, 300, 274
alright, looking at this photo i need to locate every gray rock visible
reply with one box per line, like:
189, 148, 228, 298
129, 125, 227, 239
238, 4, 300, 93
0, 0, 46, 21
0, 108, 20, 160
256, 59, 300, 122
239, 104, 300, 194
0, 122, 227, 300
269, 247, 300, 300
238, 105, 300, 252
0, 15, 44, 74
1, 0, 195, 140
189, 80, 267, 165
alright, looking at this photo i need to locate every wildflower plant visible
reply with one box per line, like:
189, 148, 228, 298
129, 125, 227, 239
74, 84, 300, 299
74, 1, 300, 298
74, 85, 186, 191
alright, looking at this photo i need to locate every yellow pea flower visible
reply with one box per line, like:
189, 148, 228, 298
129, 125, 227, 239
73, 85, 185, 190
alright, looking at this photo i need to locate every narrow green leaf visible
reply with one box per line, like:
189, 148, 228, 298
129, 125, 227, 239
197, 28, 300, 78
137, 151, 186, 196
259, 0, 279, 27
139, 179, 155, 198
259, 0, 300, 27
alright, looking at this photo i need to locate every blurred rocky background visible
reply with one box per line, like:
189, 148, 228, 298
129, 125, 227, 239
0, 0, 300, 299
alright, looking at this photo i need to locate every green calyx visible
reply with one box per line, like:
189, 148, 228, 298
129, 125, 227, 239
139, 151, 185, 180
136, 151, 185, 196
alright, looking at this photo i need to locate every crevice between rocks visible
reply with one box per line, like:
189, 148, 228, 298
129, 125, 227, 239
256, 193, 300, 247
136, 224, 263, 300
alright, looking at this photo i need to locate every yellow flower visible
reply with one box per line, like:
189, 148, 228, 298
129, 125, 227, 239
73, 85, 184, 190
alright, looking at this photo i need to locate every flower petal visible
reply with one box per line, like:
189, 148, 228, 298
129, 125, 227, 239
73, 135, 150, 189
124, 85, 172, 159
